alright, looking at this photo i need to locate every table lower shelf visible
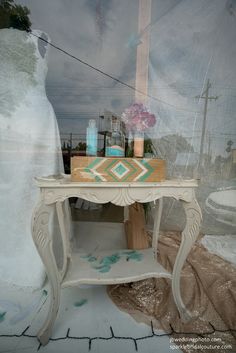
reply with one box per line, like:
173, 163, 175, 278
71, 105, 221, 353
62, 248, 172, 287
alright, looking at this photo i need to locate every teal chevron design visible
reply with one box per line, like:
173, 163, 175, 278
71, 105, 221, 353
86, 158, 107, 181
106, 159, 137, 181
72, 157, 164, 182
87, 158, 102, 170
138, 159, 155, 181
111, 162, 128, 178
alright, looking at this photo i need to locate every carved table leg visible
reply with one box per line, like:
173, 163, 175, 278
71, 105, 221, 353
31, 201, 61, 345
152, 198, 163, 259
171, 195, 202, 321
56, 201, 71, 279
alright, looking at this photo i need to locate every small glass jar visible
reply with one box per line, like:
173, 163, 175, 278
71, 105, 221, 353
105, 120, 125, 157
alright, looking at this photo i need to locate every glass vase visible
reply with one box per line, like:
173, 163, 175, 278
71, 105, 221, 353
134, 131, 144, 158
105, 120, 125, 157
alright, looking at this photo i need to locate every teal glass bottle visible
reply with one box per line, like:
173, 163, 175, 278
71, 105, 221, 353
86, 119, 97, 156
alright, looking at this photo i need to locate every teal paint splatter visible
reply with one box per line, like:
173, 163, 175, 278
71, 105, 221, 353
95, 253, 121, 273
0, 311, 6, 323
99, 253, 120, 266
43, 289, 48, 296
74, 299, 88, 307
81, 254, 97, 262
98, 265, 111, 273
87, 256, 97, 262
126, 252, 143, 261
81, 250, 143, 274
122, 250, 143, 261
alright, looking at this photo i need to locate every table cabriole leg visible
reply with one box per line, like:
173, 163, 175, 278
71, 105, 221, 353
152, 198, 163, 259
63, 199, 73, 242
171, 196, 202, 322
56, 201, 71, 279
31, 201, 61, 345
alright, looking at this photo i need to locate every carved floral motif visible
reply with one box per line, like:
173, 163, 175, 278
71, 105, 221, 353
42, 186, 194, 206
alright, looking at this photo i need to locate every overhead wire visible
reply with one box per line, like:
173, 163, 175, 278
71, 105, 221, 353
29, 30, 200, 114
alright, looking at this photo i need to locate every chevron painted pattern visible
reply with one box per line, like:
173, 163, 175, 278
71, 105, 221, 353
71, 157, 165, 182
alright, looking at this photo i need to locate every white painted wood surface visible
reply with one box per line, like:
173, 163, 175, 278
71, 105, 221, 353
62, 248, 171, 288
31, 174, 202, 345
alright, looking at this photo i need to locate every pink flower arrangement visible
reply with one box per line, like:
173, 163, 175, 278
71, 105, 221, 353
121, 103, 156, 132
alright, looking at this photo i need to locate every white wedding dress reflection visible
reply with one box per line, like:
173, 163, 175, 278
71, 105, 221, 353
0, 29, 63, 288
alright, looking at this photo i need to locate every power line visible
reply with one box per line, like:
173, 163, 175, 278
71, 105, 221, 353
47, 83, 236, 90
29, 31, 200, 114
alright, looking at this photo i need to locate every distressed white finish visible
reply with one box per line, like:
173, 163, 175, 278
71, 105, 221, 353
62, 248, 172, 288
31, 175, 202, 345
152, 198, 163, 259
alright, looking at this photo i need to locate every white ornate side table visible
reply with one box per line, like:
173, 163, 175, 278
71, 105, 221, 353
31, 174, 202, 345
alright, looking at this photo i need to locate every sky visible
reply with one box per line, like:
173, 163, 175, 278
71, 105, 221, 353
15, 0, 236, 156
15, 0, 138, 146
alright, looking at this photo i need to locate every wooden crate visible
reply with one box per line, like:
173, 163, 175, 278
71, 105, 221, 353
71, 157, 165, 182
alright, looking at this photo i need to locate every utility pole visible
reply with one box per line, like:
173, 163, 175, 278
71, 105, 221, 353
207, 132, 212, 162
195, 79, 218, 174
69, 132, 73, 150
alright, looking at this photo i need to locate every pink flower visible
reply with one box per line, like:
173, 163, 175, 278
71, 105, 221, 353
121, 103, 156, 132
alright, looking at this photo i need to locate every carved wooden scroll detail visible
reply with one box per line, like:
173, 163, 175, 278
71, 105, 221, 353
171, 194, 202, 321
31, 201, 61, 345
42, 186, 194, 207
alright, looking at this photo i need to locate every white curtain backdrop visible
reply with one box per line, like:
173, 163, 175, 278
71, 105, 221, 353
146, 0, 236, 233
